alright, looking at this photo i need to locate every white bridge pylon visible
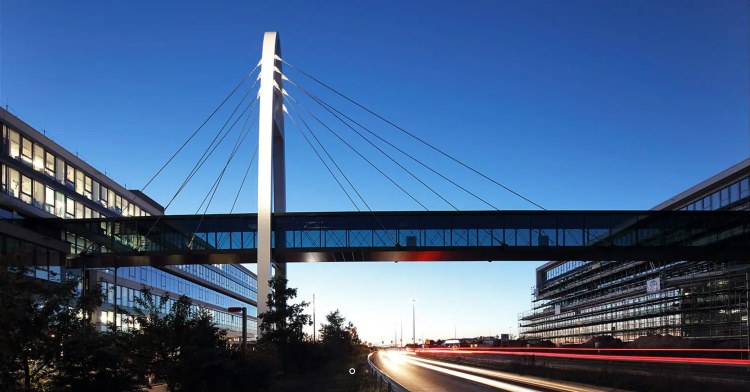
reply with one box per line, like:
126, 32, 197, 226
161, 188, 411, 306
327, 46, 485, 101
257, 31, 285, 318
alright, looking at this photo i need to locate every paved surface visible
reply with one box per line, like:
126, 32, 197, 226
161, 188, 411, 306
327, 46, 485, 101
371, 351, 610, 392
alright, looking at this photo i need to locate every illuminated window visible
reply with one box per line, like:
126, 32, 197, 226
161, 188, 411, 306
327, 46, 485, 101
75, 169, 84, 195
8, 130, 20, 159
33, 144, 44, 171
21, 137, 32, 163
20, 175, 32, 203
8, 167, 20, 197
45, 152, 55, 176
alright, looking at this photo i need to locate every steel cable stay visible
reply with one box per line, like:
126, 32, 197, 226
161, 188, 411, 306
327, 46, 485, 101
282, 75, 459, 211
230, 144, 259, 214
283, 101, 361, 212
282, 91, 429, 211
142, 61, 261, 193
195, 100, 259, 215
77, 64, 261, 256
283, 95, 400, 247
139, 86, 260, 251
189, 100, 260, 249
283, 74, 499, 211
276, 56, 545, 210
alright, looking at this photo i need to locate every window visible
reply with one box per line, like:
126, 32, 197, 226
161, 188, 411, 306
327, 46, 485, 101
33, 179, 44, 208
20, 175, 32, 204
52, 158, 63, 183
75, 169, 84, 195
84, 175, 93, 199
8, 130, 20, 158
33, 144, 44, 171
66, 197, 75, 218
101, 185, 109, 207
45, 152, 55, 177
92, 179, 100, 202
741, 178, 749, 199
75, 201, 83, 219
729, 181, 740, 204
8, 167, 20, 197
45, 186, 55, 213
65, 163, 74, 188
55, 191, 65, 217
21, 137, 32, 163
720, 187, 730, 207
1, 164, 5, 193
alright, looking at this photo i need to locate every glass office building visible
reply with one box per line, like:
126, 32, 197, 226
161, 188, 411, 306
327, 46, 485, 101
519, 159, 750, 345
0, 107, 258, 341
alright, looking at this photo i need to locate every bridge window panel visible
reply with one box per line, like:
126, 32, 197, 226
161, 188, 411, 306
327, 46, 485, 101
424, 229, 445, 246
450, 229, 468, 247
324, 230, 346, 247
215, 232, 231, 249
373, 230, 397, 247
478, 228, 494, 246
33, 143, 44, 172
505, 216, 532, 245
399, 229, 420, 247
242, 232, 256, 249
230, 232, 242, 249
349, 230, 371, 247
584, 215, 611, 245
533, 228, 556, 246
8, 129, 20, 159
637, 228, 661, 246
300, 230, 320, 247
729, 181, 740, 204
559, 229, 583, 246
285, 231, 297, 248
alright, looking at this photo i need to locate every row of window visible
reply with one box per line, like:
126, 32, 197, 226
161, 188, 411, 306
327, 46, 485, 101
681, 176, 749, 211
2, 124, 151, 217
2, 164, 109, 219
174, 264, 257, 300
98, 282, 257, 334
98, 264, 258, 315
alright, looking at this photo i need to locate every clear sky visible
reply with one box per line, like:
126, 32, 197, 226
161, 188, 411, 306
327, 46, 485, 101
1, 0, 748, 345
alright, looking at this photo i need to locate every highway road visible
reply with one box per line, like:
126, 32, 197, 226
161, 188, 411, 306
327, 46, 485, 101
371, 350, 614, 392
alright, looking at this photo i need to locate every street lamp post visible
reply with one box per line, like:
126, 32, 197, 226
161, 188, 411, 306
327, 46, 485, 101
228, 307, 247, 351
411, 299, 417, 345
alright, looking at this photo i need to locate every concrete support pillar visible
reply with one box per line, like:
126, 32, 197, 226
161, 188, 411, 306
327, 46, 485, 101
257, 32, 285, 319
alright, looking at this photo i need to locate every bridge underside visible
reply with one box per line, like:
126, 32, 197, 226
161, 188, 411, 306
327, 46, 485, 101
4, 210, 748, 268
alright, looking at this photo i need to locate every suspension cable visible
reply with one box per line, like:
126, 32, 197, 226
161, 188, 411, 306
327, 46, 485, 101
284, 92, 428, 211
284, 96, 399, 245
142, 61, 261, 192
230, 144, 258, 213
277, 56, 545, 210
139, 88, 260, 250
284, 76, 458, 211
284, 75, 499, 211
284, 103, 360, 211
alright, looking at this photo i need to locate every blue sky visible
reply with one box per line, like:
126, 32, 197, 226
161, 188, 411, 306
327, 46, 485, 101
1, 0, 748, 344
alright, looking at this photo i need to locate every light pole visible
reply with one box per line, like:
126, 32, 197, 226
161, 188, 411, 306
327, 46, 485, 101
228, 307, 247, 351
411, 299, 417, 345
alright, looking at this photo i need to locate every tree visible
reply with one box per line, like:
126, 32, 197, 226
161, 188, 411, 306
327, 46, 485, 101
257, 275, 311, 372
319, 310, 361, 357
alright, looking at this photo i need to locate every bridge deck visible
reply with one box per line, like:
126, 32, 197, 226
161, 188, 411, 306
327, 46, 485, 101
6, 210, 748, 267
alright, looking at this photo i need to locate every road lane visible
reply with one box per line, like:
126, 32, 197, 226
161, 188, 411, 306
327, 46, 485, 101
371, 351, 610, 392
373, 350, 498, 392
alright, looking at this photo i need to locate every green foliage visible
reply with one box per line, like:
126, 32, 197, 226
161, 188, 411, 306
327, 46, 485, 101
258, 275, 312, 373
319, 310, 362, 357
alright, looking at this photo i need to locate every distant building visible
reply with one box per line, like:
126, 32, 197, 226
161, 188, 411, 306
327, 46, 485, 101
519, 159, 750, 345
0, 107, 258, 341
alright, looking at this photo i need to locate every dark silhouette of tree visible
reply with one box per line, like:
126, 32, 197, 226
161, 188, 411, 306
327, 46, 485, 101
257, 275, 311, 373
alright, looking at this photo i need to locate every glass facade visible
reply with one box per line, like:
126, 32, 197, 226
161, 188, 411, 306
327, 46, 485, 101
0, 110, 258, 339
519, 161, 750, 345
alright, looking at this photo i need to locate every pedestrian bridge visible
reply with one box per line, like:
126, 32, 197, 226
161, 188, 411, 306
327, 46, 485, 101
15, 209, 749, 268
